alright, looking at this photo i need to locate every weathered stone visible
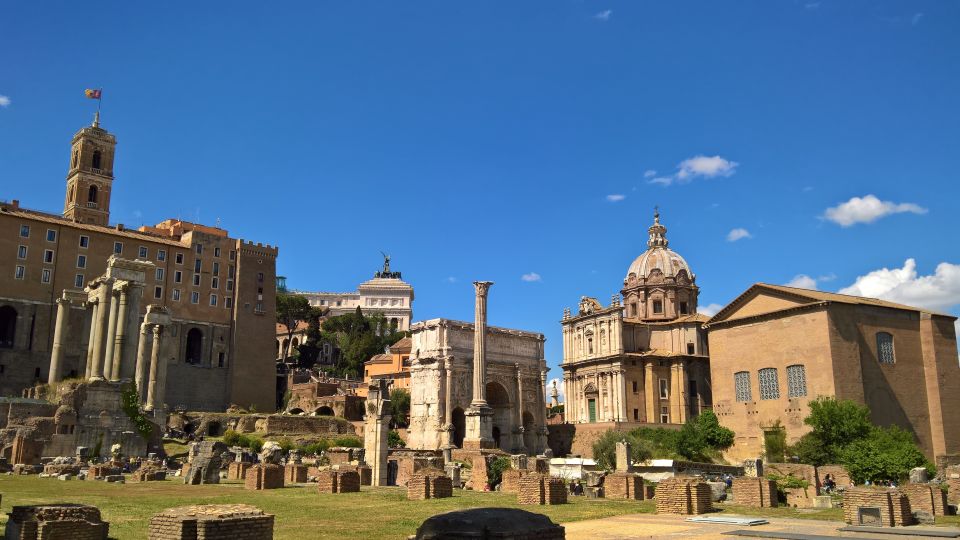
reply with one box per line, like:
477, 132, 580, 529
5, 504, 109, 540
910, 467, 929, 484
316, 469, 360, 494
655, 478, 713, 515
184, 441, 226, 485
842, 486, 914, 527
732, 477, 777, 508
148, 504, 274, 540
517, 473, 567, 505
413, 508, 564, 540
244, 464, 284, 490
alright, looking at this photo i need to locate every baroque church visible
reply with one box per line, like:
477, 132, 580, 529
560, 211, 711, 426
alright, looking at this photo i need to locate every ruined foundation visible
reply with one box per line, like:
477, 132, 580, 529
148, 504, 274, 540
655, 478, 714, 515
5, 504, 109, 540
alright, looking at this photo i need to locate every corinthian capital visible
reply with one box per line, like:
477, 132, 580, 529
473, 281, 494, 297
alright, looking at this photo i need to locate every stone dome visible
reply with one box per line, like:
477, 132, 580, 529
624, 211, 695, 283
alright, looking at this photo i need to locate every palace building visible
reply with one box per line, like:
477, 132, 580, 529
0, 113, 277, 412
560, 211, 712, 427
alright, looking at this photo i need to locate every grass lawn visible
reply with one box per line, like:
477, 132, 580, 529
0, 475, 651, 539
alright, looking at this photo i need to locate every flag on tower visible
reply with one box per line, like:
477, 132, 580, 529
84, 88, 102, 100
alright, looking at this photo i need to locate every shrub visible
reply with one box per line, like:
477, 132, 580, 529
277, 438, 295, 452
222, 430, 242, 447
841, 426, 933, 484
247, 436, 264, 453
488, 457, 511, 488
388, 430, 406, 448
333, 436, 362, 448
592, 431, 654, 471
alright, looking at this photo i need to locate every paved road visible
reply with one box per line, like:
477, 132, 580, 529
561, 513, 947, 539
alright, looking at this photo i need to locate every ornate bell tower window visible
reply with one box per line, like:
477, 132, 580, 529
87, 185, 98, 203
92, 150, 102, 170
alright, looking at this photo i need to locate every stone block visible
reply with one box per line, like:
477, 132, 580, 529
517, 473, 567, 505
131, 467, 166, 482
655, 477, 713, 515
244, 464, 284, 490
148, 504, 274, 540
605, 472, 645, 500
910, 467, 929, 484
316, 469, 360, 494
227, 461, 251, 481
6, 504, 109, 540
284, 463, 308, 484
842, 486, 915, 527
813, 495, 834, 509
732, 477, 777, 508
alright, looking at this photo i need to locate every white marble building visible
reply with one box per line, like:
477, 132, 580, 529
405, 317, 549, 454
294, 257, 414, 330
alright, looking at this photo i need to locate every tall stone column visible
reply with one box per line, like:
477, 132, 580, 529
48, 298, 70, 384
121, 284, 143, 380
514, 364, 525, 452
89, 282, 113, 380
645, 359, 656, 423
443, 358, 455, 449
102, 287, 121, 380
618, 369, 628, 421
676, 359, 688, 424
134, 323, 150, 400
110, 284, 129, 381
145, 325, 164, 411
464, 281, 494, 450
537, 368, 549, 453
84, 301, 98, 379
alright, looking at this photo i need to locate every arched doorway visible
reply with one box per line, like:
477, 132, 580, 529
583, 382, 598, 423
315, 406, 334, 416
206, 421, 222, 437
452, 407, 465, 448
0, 306, 16, 349
486, 382, 511, 449
185, 328, 203, 364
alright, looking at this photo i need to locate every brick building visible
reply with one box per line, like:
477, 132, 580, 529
706, 283, 960, 461
0, 113, 277, 412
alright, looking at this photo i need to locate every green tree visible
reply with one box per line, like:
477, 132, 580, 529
693, 411, 734, 450
789, 397, 873, 465
276, 293, 312, 364
389, 388, 411, 428
319, 307, 408, 378
592, 430, 654, 471
841, 426, 933, 484
295, 306, 326, 368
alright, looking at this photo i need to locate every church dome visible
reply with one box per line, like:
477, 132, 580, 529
624, 211, 695, 284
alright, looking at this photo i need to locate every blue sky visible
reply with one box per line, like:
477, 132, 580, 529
2, 1, 959, 386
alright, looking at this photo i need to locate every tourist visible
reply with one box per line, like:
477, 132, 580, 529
823, 474, 835, 493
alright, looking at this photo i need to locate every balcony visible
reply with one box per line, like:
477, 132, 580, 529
86, 202, 98, 209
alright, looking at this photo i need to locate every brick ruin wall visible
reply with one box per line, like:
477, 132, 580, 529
732, 477, 778, 508
655, 478, 713, 515
605, 472, 646, 500
148, 504, 274, 540
902, 483, 947, 517
244, 464, 284, 490
517, 473, 568, 506
316, 469, 361, 494
284, 463, 308, 483
843, 487, 914, 527
407, 473, 453, 500
6, 504, 109, 540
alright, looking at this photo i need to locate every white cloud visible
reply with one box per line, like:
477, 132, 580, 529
698, 303, 724, 317
912, 12, 923, 25
823, 194, 927, 227
445, 276, 457, 283
521, 272, 542, 283
606, 194, 625, 202
839, 259, 960, 312
594, 10, 612, 21
786, 274, 819, 290
805, 2, 821, 9
676, 155, 739, 181
727, 228, 752, 242
643, 170, 657, 178
648, 177, 674, 186
0, 95, 10, 107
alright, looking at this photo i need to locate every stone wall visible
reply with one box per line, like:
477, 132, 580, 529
131, 467, 166, 482
148, 504, 274, 540
655, 478, 713, 515
284, 463, 308, 484
6, 504, 109, 540
818, 464, 850, 487
244, 464, 284, 490
501, 469, 528, 494
316, 469, 361, 494
902, 484, 947, 517
227, 461, 251, 480
732, 477, 777, 508
517, 473, 567, 505
605, 472, 645, 500
407, 473, 453, 500
843, 487, 914, 527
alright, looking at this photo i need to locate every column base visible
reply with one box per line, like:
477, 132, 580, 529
464, 405, 494, 449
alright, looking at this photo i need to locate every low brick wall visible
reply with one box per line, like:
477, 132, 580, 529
517, 473, 567, 505
131, 468, 167, 482
655, 478, 713, 515
902, 484, 947, 517
6, 504, 109, 540
43, 464, 81, 476
227, 462, 251, 481
87, 465, 120, 479
316, 470, 361, 494
948, 478, 960, 505
605, 472, 645, 500
148, 504, 274, 540
244, 464, 284, 490
407, 474, 454, 500
843, 487, 914, 527
732, 477, 777, 508
284, 464, 308, 484
501, 469, 528, 494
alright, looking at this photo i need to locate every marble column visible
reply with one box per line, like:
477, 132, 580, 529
121, 284, 143, 380
470, 281, 492, 407
89, 283, 112, 380
443, 358, 454, 448
515, 364, 525, 451
134, 323, 150, 400
48, 298, 70, 384
145, 325, 164, 411
83, 301, 98, 379
109, 284, 129, 381
676, 359, 688, 424
102, 287, 121, 380
619, 369, 628, 421
644, 359, 656, 423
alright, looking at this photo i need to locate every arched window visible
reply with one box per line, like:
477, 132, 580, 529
758, 368, 780, 400
877, 332, 895, 364
786, 364, 807, 397
185, 328, 203, 364
0, 306, 16, 348
87, 185, 98, 203
92, 150, 102, 169
71, 151, 78, 168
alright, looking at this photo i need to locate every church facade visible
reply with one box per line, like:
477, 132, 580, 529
560, 212, 712, 426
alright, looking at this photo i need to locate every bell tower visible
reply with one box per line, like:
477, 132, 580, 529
63, 112, 117, 226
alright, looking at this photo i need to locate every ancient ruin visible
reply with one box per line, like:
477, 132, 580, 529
316, 468, 361, 493
843, 486, 914, 527
363, 378, 391, 486
655, 477, 714, 515
413, 508, 565, 540
5, 504, 109, 540
732, 477, 778, 508
517, 473, 567, 505
148, 504, 274, 540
